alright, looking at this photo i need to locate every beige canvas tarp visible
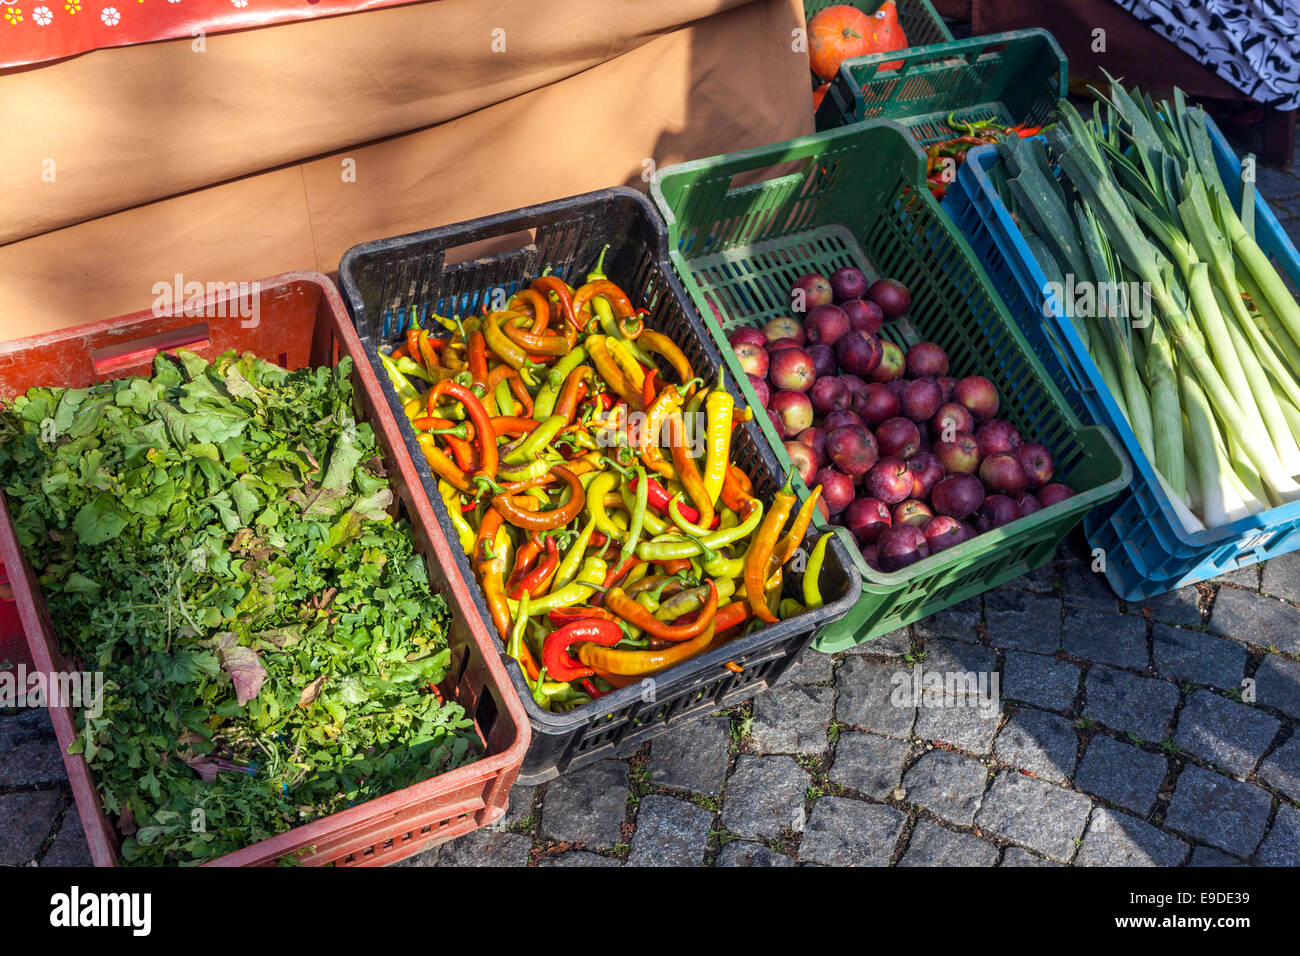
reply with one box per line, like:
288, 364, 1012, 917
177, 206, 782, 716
0, 0, 813, 336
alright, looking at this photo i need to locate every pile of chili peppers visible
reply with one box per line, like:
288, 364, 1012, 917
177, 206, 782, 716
378, 248, 834, 712
923, 112, 1048, 200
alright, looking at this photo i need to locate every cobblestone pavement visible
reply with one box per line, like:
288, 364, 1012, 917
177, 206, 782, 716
4, 138, 1300, 869
6, 533, 1298, 867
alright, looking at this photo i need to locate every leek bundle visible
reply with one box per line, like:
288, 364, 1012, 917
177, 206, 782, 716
1000, 77, 1300, 531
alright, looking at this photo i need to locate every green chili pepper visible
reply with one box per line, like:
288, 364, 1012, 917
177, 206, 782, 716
586, 244, 610, 283
512, 556, 607, 617
494, 377, 516, 417
618, 466, 648, 569
702, 549, 746, 579
636, 498, 764, 561
802, 532, 832, 610
507, 591, 531, 664
379, 352, 421, 405
503, 414, 567, 466
396, 355, 438, 384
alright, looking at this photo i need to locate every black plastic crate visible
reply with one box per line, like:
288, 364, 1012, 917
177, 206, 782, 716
339, 187, 860, 784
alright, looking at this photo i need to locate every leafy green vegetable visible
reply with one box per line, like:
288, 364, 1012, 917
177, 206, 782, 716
0, 350, 479, 865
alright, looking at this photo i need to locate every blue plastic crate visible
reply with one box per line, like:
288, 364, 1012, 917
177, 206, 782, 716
942, 116, 1300, 600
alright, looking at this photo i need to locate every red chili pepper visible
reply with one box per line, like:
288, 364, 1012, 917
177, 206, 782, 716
510, 536, 560, 599
581, 678, 608, 698
542, 619, 624, 682
548, 606, 619, 627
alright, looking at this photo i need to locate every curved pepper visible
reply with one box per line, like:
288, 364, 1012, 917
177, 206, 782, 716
767, 485, 822, 578
637, 331, 696, 399
543, 619, 625, 682
744, 473, 796, 625
606, 580, 717, 642
426, 380, 499, 485
587, 335, 644, 410
492, 465, 585, 530
502, 414, 567, 466
507, 288, 552, 334
530, 276, 582, 333
802, 531, 832, 610
573, 280, 639, 336
516, 555, 607, 617
576, 619, 715, 677
439, 479, 475, 554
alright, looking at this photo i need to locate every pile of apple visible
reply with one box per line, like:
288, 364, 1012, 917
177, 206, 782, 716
728, 267, 1076, 573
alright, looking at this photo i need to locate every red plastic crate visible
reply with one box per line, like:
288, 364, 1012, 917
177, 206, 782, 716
0, 272, 530, 867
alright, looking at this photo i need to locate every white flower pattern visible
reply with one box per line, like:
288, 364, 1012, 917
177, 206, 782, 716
230, 0, 246, 6
33, 3, 50, 21
99, 4, 118, 23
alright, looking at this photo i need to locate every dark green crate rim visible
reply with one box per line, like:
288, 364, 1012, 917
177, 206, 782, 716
815, 29, 1067, 143
649, 119, 1132, 650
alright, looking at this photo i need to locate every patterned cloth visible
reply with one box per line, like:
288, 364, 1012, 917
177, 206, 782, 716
1110, 0, 1300, 110
0, 0, 421, 68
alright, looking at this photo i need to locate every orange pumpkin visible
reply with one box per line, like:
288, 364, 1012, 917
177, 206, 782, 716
870, 1, 908, 71
808, 5, 876, 81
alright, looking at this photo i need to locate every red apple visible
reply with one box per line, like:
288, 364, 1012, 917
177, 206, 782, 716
954, 375, 1000, 421
842, 298, 885, 335
786, 440, 821, 487
765, 407, 786, 440
979, 452, 1028, 496
931, 473, 984, 520
767, 337, 802, 353
835, 329, 883, 377
765, 316, 805, 344
1015, 493, 1042, 517
771, 389, 815, 435
826, 425, 879, 477
877, 523, 929, 571
810, 376, 852, 417
808, 343, 838, 379
830, 266, 870, 303
867, 340, 905, 382
805, 304, 851, 348
976, 419, 1022, 457
769, 347, 817, 392
858, 382, 901, 427
824, 409, 865, 431
1038, 483, 1075, 507
728, 327, 767, 349
747, 373, 770, 410
865, 456, 913, 505
937, 376, 958, 403
923, 515, 969, 554
875, 417, 921, 459
733, 342, 769, 380
905, 342, 949, 378
1015, 442, 1055, 490
906, 451, 945, 500
900, 378, 942, 424
791, 274, 833, 315
866, 277, 911, 321
892, 499, 933, 528
974, 494, 1020, 532
797, 426, 828, 460
845, 497, 891, 545
930, 402, 975, 441
815, 466, 856, 516
934, 431, 981, 474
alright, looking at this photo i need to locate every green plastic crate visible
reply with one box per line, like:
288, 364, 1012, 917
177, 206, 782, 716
804, 0, 953, 52
815, 29, 1067, 140
649, 120, 1131, 651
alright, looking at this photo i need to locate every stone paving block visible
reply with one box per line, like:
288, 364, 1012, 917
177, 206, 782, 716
788, 648, 835, 684
1257, 735, 1300, 802
714, 841, 796, 867
1083, 667, 1179, 742
541, 759, 629, 848
1003, 651, 1080, 712
1134, 587, 1203, 627
499, 784, 537, 829
1254, 655, 1300, 720
0, 790, 62, 865
1061, 608, 1148, 670
998, 563, 1060, 595
900, 749, 988, 826
1173, 691, 1281, 777
797, 797, 906, 866
1255, 164, 1300, 198
923, 638, 997, 676
1255, 804, 1300, 867
911, 598, 982, 644
720, 755, 809, 841
0, 710, 67, 786
844, 627, 910, 657
899, 819, 998, 866
1187, 846, 1245, 867
1075, 808, 1189, 866
1165, 765, 1271, 857
993, 709, 1079, 783
975, 772, 1093, 862
913, 699, 1003, 754
835, 656, 915, 739
647, 715, 731, 797
1060, 561, 1120, 613
1152, 625, 1247, 689
1000, 847, 1062, 867
1261, 551, 1300, 604
626, 795, 713, 867
40, 809, 91, 867
751, 682, 834, 755
1215, 567, 1262, 589
984, 590, 1063, 653
432, 829, 532, 867
829, 731, 912, 800
537, 850, 621, 868
1072, 735, 1168, 816
1210, 588, 1300, 655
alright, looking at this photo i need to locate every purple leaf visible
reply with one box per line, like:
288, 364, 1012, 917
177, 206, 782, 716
215, 632, 266, 705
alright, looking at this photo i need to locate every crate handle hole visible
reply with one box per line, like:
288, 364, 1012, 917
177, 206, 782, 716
725, 158, 812, 198
444, 229, 538, 268
90, 322, 211, 375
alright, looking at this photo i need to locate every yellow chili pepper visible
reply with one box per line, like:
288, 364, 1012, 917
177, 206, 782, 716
587, 335, 643, 410
702, 370, 734, 507
439, 479, 476, 555
606, 338, 646, 392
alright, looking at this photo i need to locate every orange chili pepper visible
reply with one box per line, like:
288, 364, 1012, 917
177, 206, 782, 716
667, 411, 714, 529
508, 288, 552, 334
467, 331, 489, 390
744, 474, 796, 624
491, 465, 586, 530
530, 276, 581, 332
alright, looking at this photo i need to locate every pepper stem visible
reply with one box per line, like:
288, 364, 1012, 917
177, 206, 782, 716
586, 244, 610, 283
